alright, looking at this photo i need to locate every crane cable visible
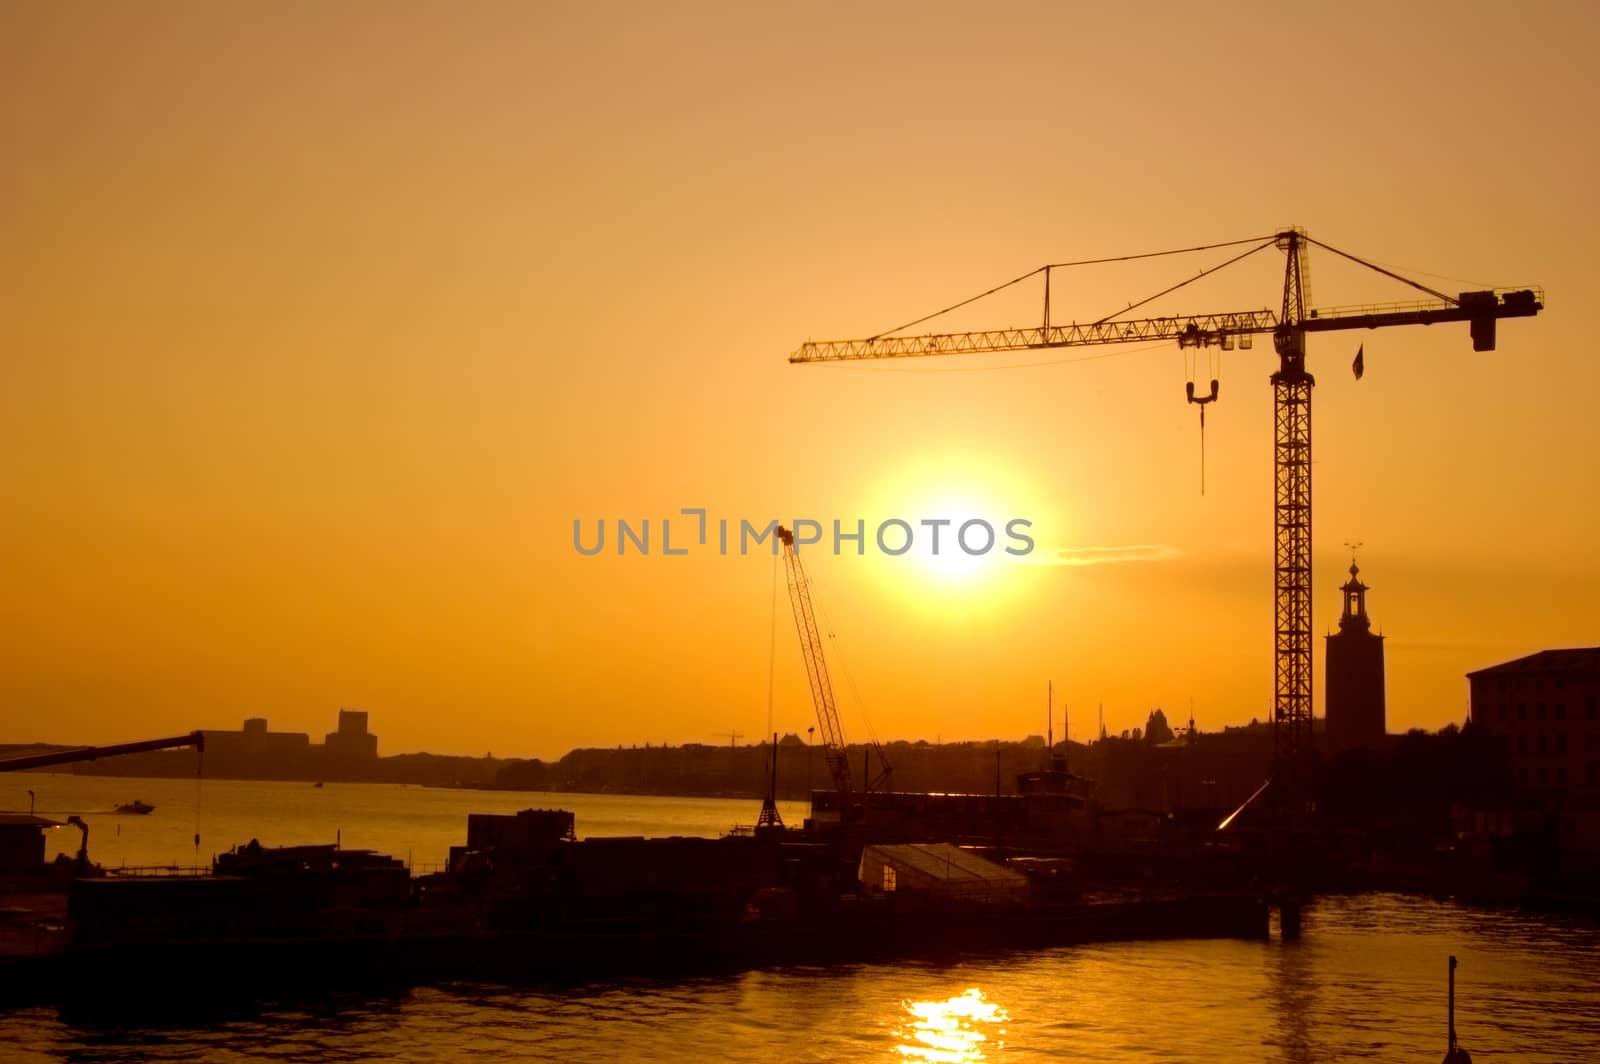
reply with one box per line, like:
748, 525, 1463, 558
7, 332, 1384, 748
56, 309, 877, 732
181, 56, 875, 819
766, 548, 778, 743
804, 560, 888, 778
1183, 337, 1224, 496
858, 232, 1481, 348
1091, 237, 1277, 326
1302, 235, 1459, 306
1042, 234, 1275, 271
867, 234, 1276, 340
1348, 256, 1506, 292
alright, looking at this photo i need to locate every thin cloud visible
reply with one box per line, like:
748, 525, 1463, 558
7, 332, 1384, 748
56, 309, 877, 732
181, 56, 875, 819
1025, 544, 1184, 567
1387, 640, 1498, 654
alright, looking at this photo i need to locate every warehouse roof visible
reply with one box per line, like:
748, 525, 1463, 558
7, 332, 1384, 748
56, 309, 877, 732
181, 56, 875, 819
862, 843, 1027, 886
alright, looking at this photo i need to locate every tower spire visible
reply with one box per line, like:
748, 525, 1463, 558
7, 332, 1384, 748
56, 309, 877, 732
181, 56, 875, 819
1339, 554, 1372, 633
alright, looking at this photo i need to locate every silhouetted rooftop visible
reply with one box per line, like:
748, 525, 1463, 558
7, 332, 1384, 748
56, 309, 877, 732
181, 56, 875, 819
1467, 648, 1600, 677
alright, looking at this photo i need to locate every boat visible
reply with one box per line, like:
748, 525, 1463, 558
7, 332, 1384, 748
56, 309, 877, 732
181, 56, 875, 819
113, 800, 154, 815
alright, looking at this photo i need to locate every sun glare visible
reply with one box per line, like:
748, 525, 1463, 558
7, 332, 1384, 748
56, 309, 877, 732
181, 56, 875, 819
858, 451, 1051, 613
908, 500, 1001, 585
894, 988, 1010, 1062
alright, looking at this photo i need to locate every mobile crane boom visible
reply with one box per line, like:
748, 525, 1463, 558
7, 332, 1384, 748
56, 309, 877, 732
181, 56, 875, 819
779, 525, 853, 805
778, 526, 891, 816
0, 731, 205, 773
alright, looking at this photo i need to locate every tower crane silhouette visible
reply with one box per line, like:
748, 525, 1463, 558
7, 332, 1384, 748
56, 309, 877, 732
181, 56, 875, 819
789, 229, 1542, 779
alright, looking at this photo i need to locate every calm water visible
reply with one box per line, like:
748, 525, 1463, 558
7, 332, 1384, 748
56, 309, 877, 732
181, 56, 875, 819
2, 772, 811, 871
3, 777, 1598, 1063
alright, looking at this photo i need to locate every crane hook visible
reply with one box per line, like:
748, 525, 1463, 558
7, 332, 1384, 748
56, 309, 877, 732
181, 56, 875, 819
1186, 378, 1219, 495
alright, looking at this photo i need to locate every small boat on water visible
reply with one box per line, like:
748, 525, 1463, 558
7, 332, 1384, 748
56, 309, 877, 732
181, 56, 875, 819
113, 800, 154, 815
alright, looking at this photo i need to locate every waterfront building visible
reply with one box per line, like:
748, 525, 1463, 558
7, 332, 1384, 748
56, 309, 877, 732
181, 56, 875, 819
1469, 647, 1600, 852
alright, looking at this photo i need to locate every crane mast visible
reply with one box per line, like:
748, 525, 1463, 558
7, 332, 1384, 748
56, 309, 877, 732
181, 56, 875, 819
790, 229, 1542, 776
1272, 229, 1313, 760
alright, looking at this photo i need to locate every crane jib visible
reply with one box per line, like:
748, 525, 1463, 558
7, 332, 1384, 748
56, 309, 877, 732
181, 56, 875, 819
790, 288, 1542, 363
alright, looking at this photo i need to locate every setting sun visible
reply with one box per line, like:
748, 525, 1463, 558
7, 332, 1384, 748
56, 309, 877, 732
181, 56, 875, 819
852, 451, 1052, 612
907, 502, 1004, 584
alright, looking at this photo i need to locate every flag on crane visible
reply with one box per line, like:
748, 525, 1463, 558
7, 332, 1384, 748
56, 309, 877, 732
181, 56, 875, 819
1352, 344, 1365, 380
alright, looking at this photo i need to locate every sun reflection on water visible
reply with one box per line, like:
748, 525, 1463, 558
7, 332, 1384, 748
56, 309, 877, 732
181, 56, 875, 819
894, 988, 1009, 1062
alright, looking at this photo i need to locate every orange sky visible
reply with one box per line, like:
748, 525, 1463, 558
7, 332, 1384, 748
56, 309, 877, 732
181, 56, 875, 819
3, 3, 1597, 758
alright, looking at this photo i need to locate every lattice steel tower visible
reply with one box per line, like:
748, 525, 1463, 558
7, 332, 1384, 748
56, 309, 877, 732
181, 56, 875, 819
1271, 229, 1314, 759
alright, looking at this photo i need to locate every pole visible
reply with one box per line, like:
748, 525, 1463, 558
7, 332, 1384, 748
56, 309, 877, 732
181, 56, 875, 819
806, 726, 814, 796
758, 732, 784, 830
1448, 955, 1457, 1051
766, 551, 778, 741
